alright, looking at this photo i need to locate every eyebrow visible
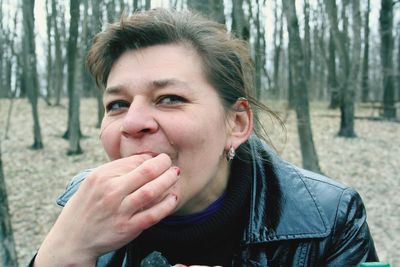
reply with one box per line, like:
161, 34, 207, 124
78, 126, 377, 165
104, 78, 191, 95
104, 86, 124, 95
151, 78, 190, 90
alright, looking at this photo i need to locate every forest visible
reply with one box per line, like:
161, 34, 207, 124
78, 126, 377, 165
0, 0, 399, 266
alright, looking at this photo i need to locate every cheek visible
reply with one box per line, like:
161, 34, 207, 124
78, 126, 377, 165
100, 119, 121, 160
169, 114, 227, 159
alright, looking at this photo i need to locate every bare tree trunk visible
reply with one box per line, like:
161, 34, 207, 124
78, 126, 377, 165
209, 0, 225, 24
327, 31, 339, 108
0, 4, 15, 98
145, 0, 150, 10
92, 0, 101, 31
380, 0, 396, 118
339, 1, 356, 137
119, 0, 126, 14
0, 142, 18, 267
361, 0, 370, 102
316, 1, 336, 105
347, 0, 361, 120
5, 48, 13, 99
313, 23, 325, 101
242, 0, 263, 133
324, 0, 356, 137
0, 15, 13, 244
52, 0, 63, 106
287, 38, 295, 109
272, 1, 283, 98
0, 3, 4, 98
4, 92, 15, 140
6, 25, 17, 98
45, 0, 53, 105
187, 0, 208, 14
67, 0, 82, 155
231, 0, 249, 41
398, 25, 400, 101
283, 0, 321, 173
92, 0, 105, 128
187, 0, 224, 24
133, 0, 138, 11
249, 0, 266, 101
81, 0, 94, 98
303, 0, 311, 82
23, 0, 44, 149
106, 0, 116, 22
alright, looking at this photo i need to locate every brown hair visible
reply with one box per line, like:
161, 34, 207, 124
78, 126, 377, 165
86, 8, 283, 146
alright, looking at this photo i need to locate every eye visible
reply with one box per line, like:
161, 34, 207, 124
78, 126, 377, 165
106, 100, 130, 113
156, 95, 187, 105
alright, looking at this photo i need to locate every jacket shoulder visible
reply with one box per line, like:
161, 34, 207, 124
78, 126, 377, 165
299, 168, 348, 190
297, 168, 360, 225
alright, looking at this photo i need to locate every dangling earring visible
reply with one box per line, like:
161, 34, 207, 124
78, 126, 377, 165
227, 146, 235, 161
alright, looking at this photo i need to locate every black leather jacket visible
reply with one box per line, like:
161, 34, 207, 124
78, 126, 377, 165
231, 137, 378, 266
51, 137, 378, 266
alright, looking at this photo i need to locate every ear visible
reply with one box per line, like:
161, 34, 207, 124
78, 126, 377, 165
226, 98, 253, 150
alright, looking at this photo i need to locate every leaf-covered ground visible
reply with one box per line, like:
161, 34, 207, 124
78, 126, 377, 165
1, 98, 399, 265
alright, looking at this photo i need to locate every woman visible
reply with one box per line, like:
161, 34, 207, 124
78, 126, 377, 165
32, 9, 378, 267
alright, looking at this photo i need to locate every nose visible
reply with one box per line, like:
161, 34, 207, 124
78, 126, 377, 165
120, 99, 159, 138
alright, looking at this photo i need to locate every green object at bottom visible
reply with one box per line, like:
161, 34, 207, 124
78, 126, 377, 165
360, 262, 390, 267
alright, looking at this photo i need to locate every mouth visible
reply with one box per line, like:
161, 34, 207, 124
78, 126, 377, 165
121, 142, 177, 160
133, 151, 160, 157
134, 151, 179, 164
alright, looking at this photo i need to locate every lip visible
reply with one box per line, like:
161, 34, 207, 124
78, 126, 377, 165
132, 151, 178, 162
134, 151, 160, 157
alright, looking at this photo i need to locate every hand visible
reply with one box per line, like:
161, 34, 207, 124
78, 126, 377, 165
34, 154, 180, 267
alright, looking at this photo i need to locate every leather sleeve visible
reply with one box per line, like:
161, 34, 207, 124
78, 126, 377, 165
326, 188, 378, 266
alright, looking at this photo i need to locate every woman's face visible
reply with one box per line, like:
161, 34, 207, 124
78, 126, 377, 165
100, 43, 233, 215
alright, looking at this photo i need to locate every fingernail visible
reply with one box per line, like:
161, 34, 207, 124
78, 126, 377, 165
173, 166, 181, 176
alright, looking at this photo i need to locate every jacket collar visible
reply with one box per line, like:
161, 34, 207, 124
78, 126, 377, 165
242, 137, 331, 244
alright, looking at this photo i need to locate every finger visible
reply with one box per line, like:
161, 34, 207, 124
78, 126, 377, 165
128, 193, 178, 231
80, 153, 154, 199
119, 165, 180, 215
91, 153, 153, 180
115, 153, 172, 195
113, 153, 154, 175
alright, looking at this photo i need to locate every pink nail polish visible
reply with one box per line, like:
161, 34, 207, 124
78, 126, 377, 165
173, 166, 181, 176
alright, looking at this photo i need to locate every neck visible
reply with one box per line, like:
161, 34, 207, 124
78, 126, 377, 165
176, 158, 230, 215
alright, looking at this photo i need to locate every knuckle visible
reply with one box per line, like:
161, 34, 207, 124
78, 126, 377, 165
143, 212, 159, 225
140, 188, 155, 201
138, 165, 157, 178
84, 170, 112, 189
128, 154, 148, 166
84, 172, 100, 186
113, 218, 130, 234
99, 190, 118, 208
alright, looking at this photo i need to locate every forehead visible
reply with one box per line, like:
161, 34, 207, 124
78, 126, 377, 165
105, 43, 221, 99
108, 43, 204, 80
